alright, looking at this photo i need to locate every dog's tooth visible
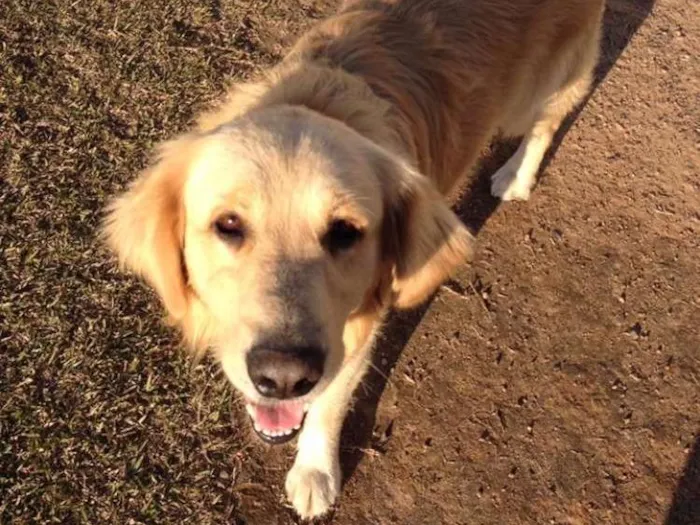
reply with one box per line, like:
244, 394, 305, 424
303, 403, 310, 413
245, 404, 255, 417
253, 422, 261, 432
293, 424, 301, 430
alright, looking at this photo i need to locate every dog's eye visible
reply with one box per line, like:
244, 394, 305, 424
323, 219, 363, 254
214, 213, 244, 243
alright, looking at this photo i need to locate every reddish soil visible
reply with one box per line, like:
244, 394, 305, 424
234, 1, 700, 524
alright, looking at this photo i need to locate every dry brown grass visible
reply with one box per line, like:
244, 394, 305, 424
0, 1, 324, 522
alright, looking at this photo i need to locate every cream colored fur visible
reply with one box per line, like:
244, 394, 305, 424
103, 0, 604, 518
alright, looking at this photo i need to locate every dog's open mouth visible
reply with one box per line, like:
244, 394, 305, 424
245, 400, 309, 444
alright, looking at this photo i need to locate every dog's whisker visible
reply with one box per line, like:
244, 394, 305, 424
365, 359, 392, 383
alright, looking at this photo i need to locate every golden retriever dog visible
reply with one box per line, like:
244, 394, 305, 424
103, 0, 604, 518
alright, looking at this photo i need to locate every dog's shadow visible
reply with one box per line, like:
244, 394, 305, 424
665, 434, 700, 525
339, 0, 657, 487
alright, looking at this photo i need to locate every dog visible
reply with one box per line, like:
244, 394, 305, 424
103, 0, 604, 518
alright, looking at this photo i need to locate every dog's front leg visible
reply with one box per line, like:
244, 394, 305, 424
286, 351, 370, 519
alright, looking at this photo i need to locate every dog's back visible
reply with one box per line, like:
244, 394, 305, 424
291, 0, 605, 194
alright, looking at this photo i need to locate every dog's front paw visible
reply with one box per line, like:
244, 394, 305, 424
285, 460, 340, 520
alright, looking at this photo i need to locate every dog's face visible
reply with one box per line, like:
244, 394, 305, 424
104, 106, 473, 443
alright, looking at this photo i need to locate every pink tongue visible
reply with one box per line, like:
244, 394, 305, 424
254, 403, 304, 431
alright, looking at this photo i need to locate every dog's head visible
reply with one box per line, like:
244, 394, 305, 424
104, 105, 473, 443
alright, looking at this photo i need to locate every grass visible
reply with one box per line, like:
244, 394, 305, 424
0, 0, 319, 522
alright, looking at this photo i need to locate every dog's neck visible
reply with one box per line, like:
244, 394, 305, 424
274, 60, 413, 159
198, 59, 414, 162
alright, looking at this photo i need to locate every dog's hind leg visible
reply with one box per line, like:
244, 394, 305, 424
491, 14, 603, 202
490, 71, 593, 201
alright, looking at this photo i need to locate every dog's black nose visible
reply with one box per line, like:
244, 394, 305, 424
246, 345, 324, 399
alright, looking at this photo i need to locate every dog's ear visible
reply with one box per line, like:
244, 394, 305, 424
375, 149, 475, 309
103, 136, 199, 321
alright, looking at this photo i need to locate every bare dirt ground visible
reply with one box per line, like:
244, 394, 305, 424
1, 0, 698, 524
